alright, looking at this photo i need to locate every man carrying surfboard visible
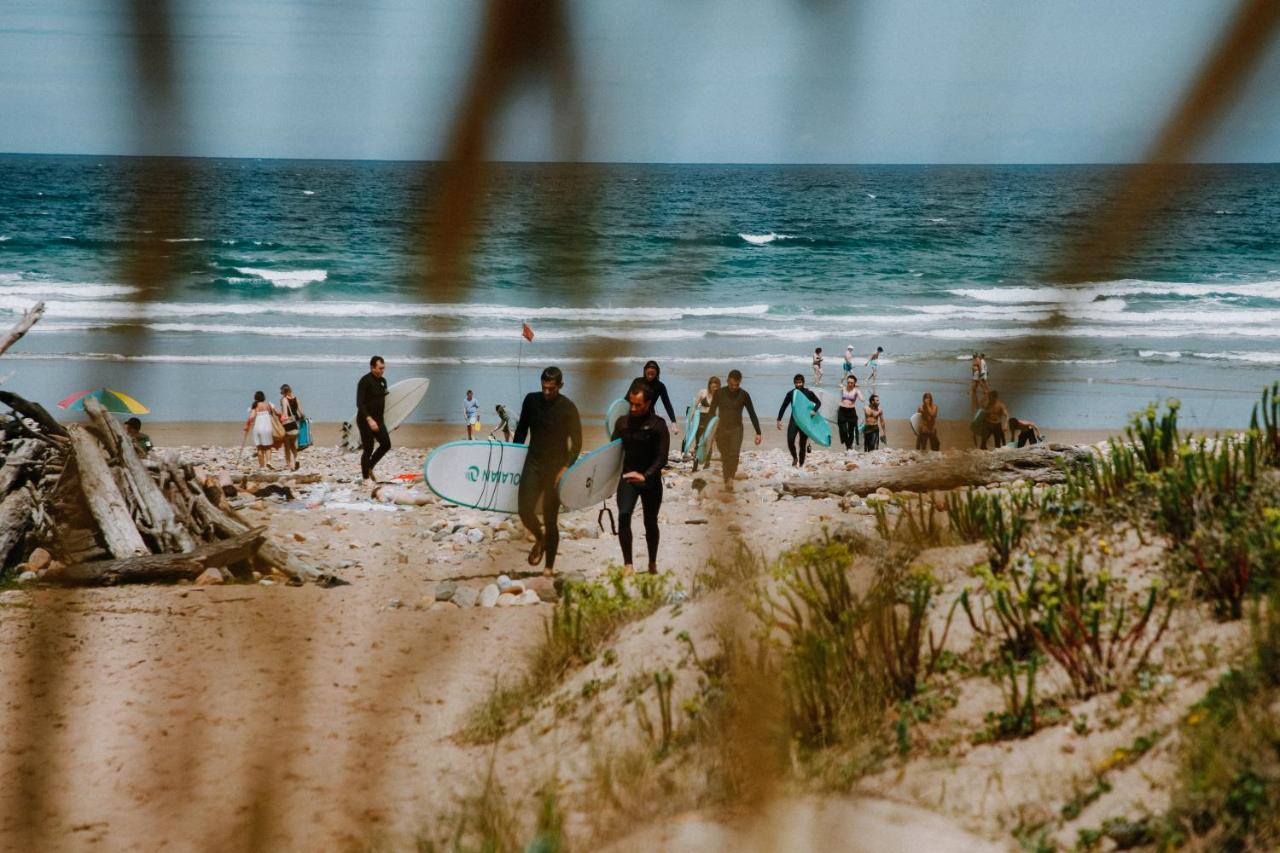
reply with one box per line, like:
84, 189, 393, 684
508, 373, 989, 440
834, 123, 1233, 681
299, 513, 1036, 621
356, 355, 391, 483
776, 374, 822, 468
707, 369, 761, 492
514, 366, 583, 574
611, 378, 670, 576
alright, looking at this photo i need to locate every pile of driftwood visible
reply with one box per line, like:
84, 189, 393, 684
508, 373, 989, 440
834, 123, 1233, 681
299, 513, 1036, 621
0, 304, 342, 586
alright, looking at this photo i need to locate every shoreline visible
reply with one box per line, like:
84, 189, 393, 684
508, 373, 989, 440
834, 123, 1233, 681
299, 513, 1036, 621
127, 417, 1126, 455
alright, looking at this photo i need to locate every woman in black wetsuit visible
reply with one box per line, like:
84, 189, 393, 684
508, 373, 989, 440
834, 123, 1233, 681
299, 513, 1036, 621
611, 378, 670, 575
776, 373, 821, 467
640, 360, 679, 437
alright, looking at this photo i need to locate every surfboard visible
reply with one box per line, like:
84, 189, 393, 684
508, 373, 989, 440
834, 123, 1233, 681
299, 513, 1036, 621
683, 407, 702, 454
341, 377, 430, 451
791, 389, 832, 447
558, 440, 624, 510
696, 415, 718, 466
604, 398, 628, 433
813, 388, 843, 424
424, 439, 526, 513
910, 412, 923, 435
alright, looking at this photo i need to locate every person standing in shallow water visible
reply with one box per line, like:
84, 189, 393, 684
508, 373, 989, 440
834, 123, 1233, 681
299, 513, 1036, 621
356, 355, 391, 483
812, 347, 823, 385
707, 369, 761, 492
776, 373, 821, 468
611, 379, 669, 576
514, 366, 582, 575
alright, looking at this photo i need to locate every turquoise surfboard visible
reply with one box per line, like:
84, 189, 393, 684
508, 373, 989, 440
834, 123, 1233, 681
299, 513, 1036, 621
604, 397, 628, 432
791, 389, 832, 447
683, 407, 702, 454
696, 415, 718, 466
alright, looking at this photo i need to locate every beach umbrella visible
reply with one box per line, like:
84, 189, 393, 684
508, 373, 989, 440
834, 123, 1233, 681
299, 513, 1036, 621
56, 388, 151, 415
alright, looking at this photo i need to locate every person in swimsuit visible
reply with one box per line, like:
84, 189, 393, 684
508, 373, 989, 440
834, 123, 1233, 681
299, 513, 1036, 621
915, 392, 940, 452
489, 404, 513, 441
812, 347, 823, 385
969, 352, 983, 410
690, 375, 720, 472
862, 393, 885, 452
611, 378, 669, 576
776, 373, 821, 468
356, 355, 391, 482
842, 345, 855, 382
279, 384, 304, 471
837, 374, 863, 451
463, 389, 480, 440
706, 369, 761, 492
981, 389, 1010, 449
514, 366, 582, 575
244, 390, 280, 470
865, 346, 884, 388
1008, 416, 1042, 448
640, 360, 679, 437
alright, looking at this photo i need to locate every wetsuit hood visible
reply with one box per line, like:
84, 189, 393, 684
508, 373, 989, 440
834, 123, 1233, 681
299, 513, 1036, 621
643, 360, 661, 380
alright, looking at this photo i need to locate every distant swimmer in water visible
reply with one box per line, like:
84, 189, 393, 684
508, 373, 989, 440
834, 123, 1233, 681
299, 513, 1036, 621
639, 360, 678, 436
514, 366, 583, 575
812, 347, 823, 385
611, 378, 670, 576
777, 373, 822, 468
842, 345, 855, 382
690, 375, 720, 472
706, 369, 762, 492
865, 346, 884, 387
837, 374, 863, 451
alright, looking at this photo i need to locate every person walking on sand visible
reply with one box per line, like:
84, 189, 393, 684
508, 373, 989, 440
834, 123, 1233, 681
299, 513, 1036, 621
776, 373, 821, 468
690, 375, 720, 472
356, 355, 391, 483
980, 389, 1010, 449
915, 392, 940, 452
489, 404, 513, 442
514, 366, 582, 575
969, 352, 984, 410
863, 393, 885, 452
865, 346, 884, 388
463, 389, 480, 440
611, 378, 669, 576
279, 384, 304, 471
244, 390, 280, 470
837, 374, 863, 451
638, 360, 679, 436
842, 345, 855, 382
812, 347, 823, 385
707, 369, 761, 492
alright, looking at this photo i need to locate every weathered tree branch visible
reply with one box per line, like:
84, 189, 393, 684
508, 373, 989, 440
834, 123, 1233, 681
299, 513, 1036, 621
42, 526, 266, 586
67, 425, 149, 558
0, 390, 69, 438
0, 301, 44, 358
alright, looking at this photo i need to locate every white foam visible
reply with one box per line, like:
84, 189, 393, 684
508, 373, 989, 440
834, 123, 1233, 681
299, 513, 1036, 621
0, 236, 9, 242
4, 351, 807, 367
1190, 351, 1280, 365
0, 274, 139, 299
952, 279, 1280, 304
163, 237, 205, 243
739, 232, 796, 245
302, 190, 315, 195
232, 267, 329, 289
1139, 350, 1183, 359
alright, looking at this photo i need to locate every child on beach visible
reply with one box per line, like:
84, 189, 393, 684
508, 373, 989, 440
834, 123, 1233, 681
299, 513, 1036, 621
124, 417, 152, 457
812, 347, 823, 385
915, 392, 939, 452
866, 346, 884, 387
463, 390, 480, 440
842, 345, 855, 381
489, 404, 513, 441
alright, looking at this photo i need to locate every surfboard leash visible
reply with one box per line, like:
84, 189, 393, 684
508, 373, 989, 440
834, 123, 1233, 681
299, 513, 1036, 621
597, 501, 617, 537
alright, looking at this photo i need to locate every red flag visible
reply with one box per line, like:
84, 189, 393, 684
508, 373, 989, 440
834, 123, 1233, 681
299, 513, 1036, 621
521, 322, 534, 342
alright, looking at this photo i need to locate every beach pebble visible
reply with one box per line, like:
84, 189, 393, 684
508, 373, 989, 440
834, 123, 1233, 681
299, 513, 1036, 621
495, 591, 519, 607
493, 530, 512, 542
479, 584, 500, 608
466, 528, 486, 544
496, 574, 513, 591
387, 597, 404, 609
430, 519, 450, 532
454, 586, 479, 608
16, 571, 37, 584
434, 580, 457, 602
26, 548, 51, 573
195, 567, 225, 586
517, 589, 541, 606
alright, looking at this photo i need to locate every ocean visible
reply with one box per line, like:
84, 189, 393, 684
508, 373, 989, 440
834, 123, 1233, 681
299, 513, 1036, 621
1, 155, 1277, 431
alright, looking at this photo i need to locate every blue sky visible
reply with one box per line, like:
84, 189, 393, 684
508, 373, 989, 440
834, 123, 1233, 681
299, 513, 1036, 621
1, 0, 1278, 162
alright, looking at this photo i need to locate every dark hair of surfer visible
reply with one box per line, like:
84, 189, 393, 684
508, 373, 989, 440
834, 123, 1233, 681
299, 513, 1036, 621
627, 378, 654, 403
370, 355, 384, 368
728, 369, 742, 381
541, 366, 563, 384
793, 373, 804, 383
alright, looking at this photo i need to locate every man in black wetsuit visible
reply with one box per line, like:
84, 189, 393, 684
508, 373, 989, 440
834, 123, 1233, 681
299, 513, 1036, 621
639, 360, 679, 439
514, 366, 582, 574
611, 378, 669, 575
776, 373, 821, 468
356, 355, 391, 483
706, 368, 761, 492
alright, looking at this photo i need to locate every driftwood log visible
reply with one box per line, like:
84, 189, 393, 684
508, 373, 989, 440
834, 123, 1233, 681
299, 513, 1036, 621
84, 396, 199, 553
0, 487, 34, 568
66, 425, 151, 558
779, 444, 1096, 498
0, 390, 68, 438
41, 527, 266, 586
0, 301, 44, 358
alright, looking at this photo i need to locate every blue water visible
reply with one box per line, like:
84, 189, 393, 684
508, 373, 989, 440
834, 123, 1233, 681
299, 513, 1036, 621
1, 155, 1277, 429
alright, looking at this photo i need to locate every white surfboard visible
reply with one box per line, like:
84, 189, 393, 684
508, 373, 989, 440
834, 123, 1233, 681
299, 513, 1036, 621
909, 412, 923, 435
813, 388, 843, 424
558, 440, 624, 511
342, 377, 430, 450
604, 397, 628, 432
424, 440, 526, 513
